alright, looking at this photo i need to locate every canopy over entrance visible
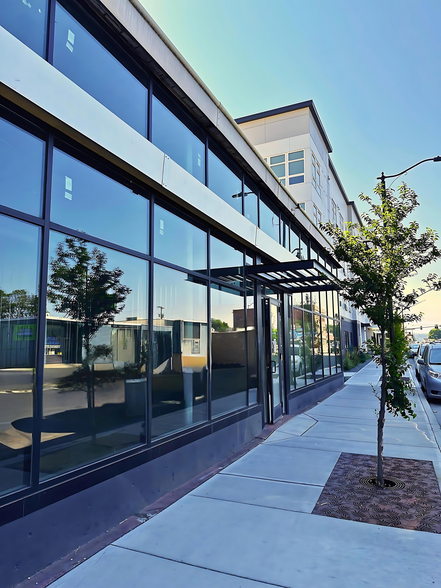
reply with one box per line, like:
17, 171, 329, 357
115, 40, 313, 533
246, 259, 340, 294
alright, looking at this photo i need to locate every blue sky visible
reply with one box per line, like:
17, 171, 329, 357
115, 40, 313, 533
141, 0, 441, 330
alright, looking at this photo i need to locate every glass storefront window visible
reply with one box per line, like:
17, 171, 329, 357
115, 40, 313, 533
53, 3, 148, 136
0, 116, 45, 217
334, 320, 342, 372
322, 316, 331, 376
210, 236, 243, 287
304, 312, 314, 386
154, 205, 207, 272
300, 234, 309, 260
152, 264, 207, 438
152, 95, 205, 184
313, 314, 324, 380
41, 233, 148, 479
290, 227, 300, 258
259, 196, 279, 242
51, 148, 149, 253
211, 285, 246, 416
246, 288, 257, 404
208, 149, 242, 214
0, 216, 40, 495
293, 307, 306, 389
244, 181, 258, 226
0, 0, 48, 57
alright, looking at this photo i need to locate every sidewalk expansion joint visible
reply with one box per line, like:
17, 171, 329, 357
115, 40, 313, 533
112, 545, 290, 588
188, 492, 319, 514
217, 472, 324, 487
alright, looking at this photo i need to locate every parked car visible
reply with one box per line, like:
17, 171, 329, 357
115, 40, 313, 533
415, 343, 428, 381
408, 343, 419, 358
418, 343, 441, 399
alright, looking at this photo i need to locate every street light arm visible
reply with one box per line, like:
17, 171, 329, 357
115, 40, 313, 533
377, 156, 441, 181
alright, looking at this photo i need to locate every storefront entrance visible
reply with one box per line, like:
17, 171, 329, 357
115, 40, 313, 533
263, 297, 284, 423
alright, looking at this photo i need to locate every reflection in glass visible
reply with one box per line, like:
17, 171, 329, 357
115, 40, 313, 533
211, 286, 246, 416
292, 307, 306, 388
152, 96, 205, 183
259, 196, 279, 242
51, 149, 149, 253
334, 320, 342, 372
53, 3, 147, 135
41, 233, 148, 479
246, 289, 257, 404
0, 216, 40, 495
313, 315, 324, 379
154, 205, 207, 272
304, 312, 314, 385
0, 0, 48, 57
210, 237, 243, 287
208, 150, 242, 213
244, 183, 258, 225
153, 265, 207, 437
322, 316, 331, 376
0, 116, 45, 217
300, 234, 309, 260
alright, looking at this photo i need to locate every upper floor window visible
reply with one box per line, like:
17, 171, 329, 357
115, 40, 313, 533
0, 0, 48, 57
264, 150, 305, 186
152, 88, 205, 183
312, 152, 320, 195
339, 213, 344, 231
259, 195, 279, 242
208, 145, 242, 214
331, 199, 338, 225
313, 204, 322, 226
53, 2, 148, 136
0, 115, 45, 217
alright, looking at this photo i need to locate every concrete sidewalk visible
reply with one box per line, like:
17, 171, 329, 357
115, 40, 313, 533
48, 363, 441, 588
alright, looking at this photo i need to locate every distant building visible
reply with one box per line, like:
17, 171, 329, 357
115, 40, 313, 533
236, 101, 373, 350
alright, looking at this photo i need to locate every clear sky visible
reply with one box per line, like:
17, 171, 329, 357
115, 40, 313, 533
141, 0, 441, 330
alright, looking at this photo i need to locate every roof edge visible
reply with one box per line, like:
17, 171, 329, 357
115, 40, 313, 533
235, 100, 333, 154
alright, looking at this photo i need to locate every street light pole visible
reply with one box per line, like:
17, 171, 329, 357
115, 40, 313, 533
377, 155, 441, 341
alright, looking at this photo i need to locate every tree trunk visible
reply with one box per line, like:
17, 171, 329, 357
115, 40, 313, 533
377, 327, 386, 487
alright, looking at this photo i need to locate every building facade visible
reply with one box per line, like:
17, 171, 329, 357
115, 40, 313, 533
0, 1, 344, 584
236, 103, 372, 351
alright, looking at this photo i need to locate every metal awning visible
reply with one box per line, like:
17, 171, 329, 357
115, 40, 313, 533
246, 259, 340, 294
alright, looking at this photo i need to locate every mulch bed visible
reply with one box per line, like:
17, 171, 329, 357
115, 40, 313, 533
312, 452, 441, 533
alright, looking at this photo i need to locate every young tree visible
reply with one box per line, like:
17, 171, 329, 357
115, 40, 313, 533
322, 183, 441, 487
47, 236, 131, 408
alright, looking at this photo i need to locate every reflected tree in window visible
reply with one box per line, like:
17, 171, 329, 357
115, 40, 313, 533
47, 236, 131, 409
0, 289, 38, 318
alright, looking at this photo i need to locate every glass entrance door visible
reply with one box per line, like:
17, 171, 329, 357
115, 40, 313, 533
264, 298, 284, 422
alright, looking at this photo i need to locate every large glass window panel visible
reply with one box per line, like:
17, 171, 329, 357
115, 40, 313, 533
300, 234, 309, 260
245, 288, 257, 404
211, 286, 246, 416
0, 216, 40, 495
0, 117, 45, 217
244, 181, 258, 226
290, 227, 300, 258
334, 320, 342, 372
288, 160, 304, 175
304, 312, 314, 385
313, 314, 324, 380
0, 0, 48, 57
154, 205, 207, 272
293, 307, 306, 388
51, 149, 149, 253
259, 196, 279, 242
53, 3, 147, 135
152, 96, 205, 183
322, 317, 331, 376
208, 150, 242, 213
210, 236, 243, 287
41, 233, 148, 479
152, 265, 207, 438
